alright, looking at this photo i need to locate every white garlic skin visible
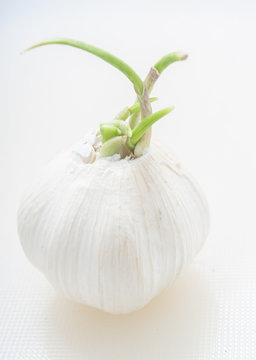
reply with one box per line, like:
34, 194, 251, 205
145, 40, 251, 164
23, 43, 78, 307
17, 138, 209, 314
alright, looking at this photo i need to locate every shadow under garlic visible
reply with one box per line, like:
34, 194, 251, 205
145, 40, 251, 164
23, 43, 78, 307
44, 263, 218, 360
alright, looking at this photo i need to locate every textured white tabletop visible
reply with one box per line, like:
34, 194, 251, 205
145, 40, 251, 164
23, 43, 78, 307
1, 0, 256, 359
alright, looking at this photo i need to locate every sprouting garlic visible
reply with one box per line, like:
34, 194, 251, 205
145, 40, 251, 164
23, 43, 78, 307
18, 38, 209, 314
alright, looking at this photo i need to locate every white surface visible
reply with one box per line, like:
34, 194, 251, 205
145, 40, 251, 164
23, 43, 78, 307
1, 0, 256, 358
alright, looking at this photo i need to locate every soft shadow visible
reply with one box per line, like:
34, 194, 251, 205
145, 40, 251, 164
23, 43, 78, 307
45, 264, 218, 360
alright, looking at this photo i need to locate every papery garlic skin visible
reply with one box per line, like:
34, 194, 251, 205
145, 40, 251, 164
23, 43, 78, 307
17, 137, 209, 314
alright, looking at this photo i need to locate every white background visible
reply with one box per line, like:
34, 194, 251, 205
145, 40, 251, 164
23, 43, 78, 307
1, 0, 256, 359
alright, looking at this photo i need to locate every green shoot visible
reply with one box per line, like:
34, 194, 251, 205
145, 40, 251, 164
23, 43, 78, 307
22, 38, 144, 95
131, 107, 174, 145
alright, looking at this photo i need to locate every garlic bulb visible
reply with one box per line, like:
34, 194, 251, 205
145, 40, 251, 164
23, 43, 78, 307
18, 38, 209, 314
